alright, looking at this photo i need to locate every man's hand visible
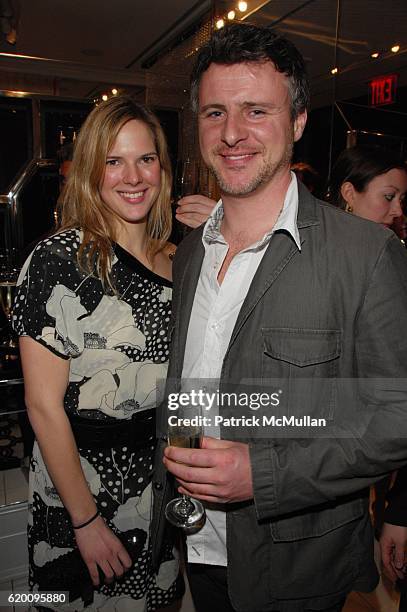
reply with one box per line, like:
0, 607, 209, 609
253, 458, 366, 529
74, 516, 132, 586
380, 522, 407, 583
176, 195, 216, 229
163, 437, 253, 503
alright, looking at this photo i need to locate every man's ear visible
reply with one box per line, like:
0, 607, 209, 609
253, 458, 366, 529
293, 110, 307, 142
340, 181, 356, 206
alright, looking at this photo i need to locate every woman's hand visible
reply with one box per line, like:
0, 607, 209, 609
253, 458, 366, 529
74, 516, 132, 586
380, 522, 407, 583
176, 194, 216, 229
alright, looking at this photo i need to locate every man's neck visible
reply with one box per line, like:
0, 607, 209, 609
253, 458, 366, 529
220, 169, 292, 246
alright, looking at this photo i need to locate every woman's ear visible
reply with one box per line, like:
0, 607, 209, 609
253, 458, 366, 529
340, 181, 356, 211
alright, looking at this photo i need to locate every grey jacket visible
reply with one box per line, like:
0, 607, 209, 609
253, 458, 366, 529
152, 183, 407, 611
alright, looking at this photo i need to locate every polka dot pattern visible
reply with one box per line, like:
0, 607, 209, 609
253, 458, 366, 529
15, 230, 182, 610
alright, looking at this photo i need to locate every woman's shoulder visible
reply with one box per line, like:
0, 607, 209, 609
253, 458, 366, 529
35, 228, 82, 255
25, 228, 81, 263
18, 229, 82, 282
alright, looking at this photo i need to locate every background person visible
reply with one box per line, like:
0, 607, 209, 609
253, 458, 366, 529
327, 145, 407, 226
327, 145, 407, 610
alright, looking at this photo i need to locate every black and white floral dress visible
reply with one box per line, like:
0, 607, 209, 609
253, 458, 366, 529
13, 229, 182, 611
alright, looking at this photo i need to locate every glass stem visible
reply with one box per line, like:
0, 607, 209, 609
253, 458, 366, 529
177, 495, 195, 517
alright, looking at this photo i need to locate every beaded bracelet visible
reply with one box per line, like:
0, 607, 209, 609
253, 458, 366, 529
72, 510, 100, 530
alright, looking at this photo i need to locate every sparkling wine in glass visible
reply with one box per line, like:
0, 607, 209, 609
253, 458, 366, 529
0, 280, 18, 348
165, 404, 206, 531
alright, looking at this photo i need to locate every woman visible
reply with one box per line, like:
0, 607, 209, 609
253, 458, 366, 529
328, 144, 407, 611
327, 145, 407, 226
13, 96, 184, 611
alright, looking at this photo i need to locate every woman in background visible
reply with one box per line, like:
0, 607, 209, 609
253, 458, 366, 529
327, 145, 406, 227
13, 96, 184, 611
328, 144, 407, 611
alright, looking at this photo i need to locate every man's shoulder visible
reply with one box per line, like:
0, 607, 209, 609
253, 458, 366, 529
173, 227, 204, 269
309, 194, 394, 250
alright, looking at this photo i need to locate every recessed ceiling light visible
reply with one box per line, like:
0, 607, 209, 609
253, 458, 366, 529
111, 88, 118, 95
228, 10, 236, 20
102, 94, 108, 101
391, 45, 400, 53
371, 52, 379, 58
216, 18, 225, 29
331, 67, 338, 75
238, 1, 248, 11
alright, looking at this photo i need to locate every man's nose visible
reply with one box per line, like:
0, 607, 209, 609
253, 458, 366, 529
221, 113, 248, 147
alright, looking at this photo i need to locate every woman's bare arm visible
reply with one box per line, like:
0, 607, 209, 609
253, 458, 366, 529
20, 336, 132, 585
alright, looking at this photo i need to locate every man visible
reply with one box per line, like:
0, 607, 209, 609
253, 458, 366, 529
151, 23, 407, 612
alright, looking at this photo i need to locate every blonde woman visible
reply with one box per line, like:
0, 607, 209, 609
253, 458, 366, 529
13, 97, 184, 611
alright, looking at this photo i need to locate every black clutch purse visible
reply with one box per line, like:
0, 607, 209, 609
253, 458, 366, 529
33, 527, 147, 606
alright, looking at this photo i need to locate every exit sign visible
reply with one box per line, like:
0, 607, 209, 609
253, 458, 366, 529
369, 74, 398, 106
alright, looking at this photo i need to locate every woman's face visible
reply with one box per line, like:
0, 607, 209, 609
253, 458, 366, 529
100, 119, 161, 231
349, 168, 407, 227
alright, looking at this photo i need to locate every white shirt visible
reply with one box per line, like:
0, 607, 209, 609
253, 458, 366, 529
182, 173, 301, 566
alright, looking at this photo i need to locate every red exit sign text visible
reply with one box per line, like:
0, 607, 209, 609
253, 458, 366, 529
369, 74, 398, 106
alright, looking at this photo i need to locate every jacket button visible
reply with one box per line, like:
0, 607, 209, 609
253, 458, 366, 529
153, 482, 163, 490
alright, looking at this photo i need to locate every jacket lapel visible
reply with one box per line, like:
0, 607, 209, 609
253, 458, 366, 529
226, 183, 320, 354
173, 230, 205, 376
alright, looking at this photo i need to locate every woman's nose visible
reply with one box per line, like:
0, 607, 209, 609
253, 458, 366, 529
123, 164, 141, 184
392, 198, 404, 218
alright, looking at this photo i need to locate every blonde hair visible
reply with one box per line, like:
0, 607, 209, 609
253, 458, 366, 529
58, 96, 172, 287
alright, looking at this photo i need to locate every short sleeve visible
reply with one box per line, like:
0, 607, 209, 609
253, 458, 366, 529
13, 240, 85, 360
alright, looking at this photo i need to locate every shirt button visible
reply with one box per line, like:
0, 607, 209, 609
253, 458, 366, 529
153, 482, 163, 490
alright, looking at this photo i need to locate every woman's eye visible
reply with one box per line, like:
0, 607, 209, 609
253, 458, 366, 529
384, 194, 395, 202
141, 155, 157, 164
106, 159, 119, 166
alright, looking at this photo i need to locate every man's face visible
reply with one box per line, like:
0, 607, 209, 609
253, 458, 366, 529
198, 61, 307, 197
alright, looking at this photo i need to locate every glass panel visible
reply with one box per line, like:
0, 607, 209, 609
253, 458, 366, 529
0, 97, 32, 192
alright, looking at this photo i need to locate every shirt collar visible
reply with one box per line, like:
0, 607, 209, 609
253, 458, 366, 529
202, 172, 301, 251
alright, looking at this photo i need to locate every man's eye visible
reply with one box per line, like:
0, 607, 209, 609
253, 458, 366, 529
206, 111, 223, 118
250, 109, 266, 116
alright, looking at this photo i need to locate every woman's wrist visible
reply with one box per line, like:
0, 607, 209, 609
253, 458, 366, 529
69, 502, 98, 527
72, 510, 100, 529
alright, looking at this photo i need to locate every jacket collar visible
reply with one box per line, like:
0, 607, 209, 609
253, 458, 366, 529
175, 182, 321, 372
296, 180, 320, 230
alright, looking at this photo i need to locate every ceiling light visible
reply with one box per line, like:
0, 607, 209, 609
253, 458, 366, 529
391, 45, 400, 53
331, 67, 338, 75
102, 94, 108, 101
227, 10, 236, 20
6, 28, 17, 45
371, 52, 379, 58
238, 1, 248, 11
111, 88, 118, 95
216, 18, 225, 29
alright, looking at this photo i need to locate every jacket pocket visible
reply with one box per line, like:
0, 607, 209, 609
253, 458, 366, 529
261, 328, 341, 420
270, 496, 364, 542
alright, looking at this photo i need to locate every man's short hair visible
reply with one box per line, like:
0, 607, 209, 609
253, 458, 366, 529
190, 22, 310, 120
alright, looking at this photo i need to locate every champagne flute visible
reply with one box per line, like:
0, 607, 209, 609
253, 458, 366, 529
165, 404, 206, 531
0, 260, 19, 350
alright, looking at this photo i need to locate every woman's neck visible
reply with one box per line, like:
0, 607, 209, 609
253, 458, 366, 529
115, 222, 149, 259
